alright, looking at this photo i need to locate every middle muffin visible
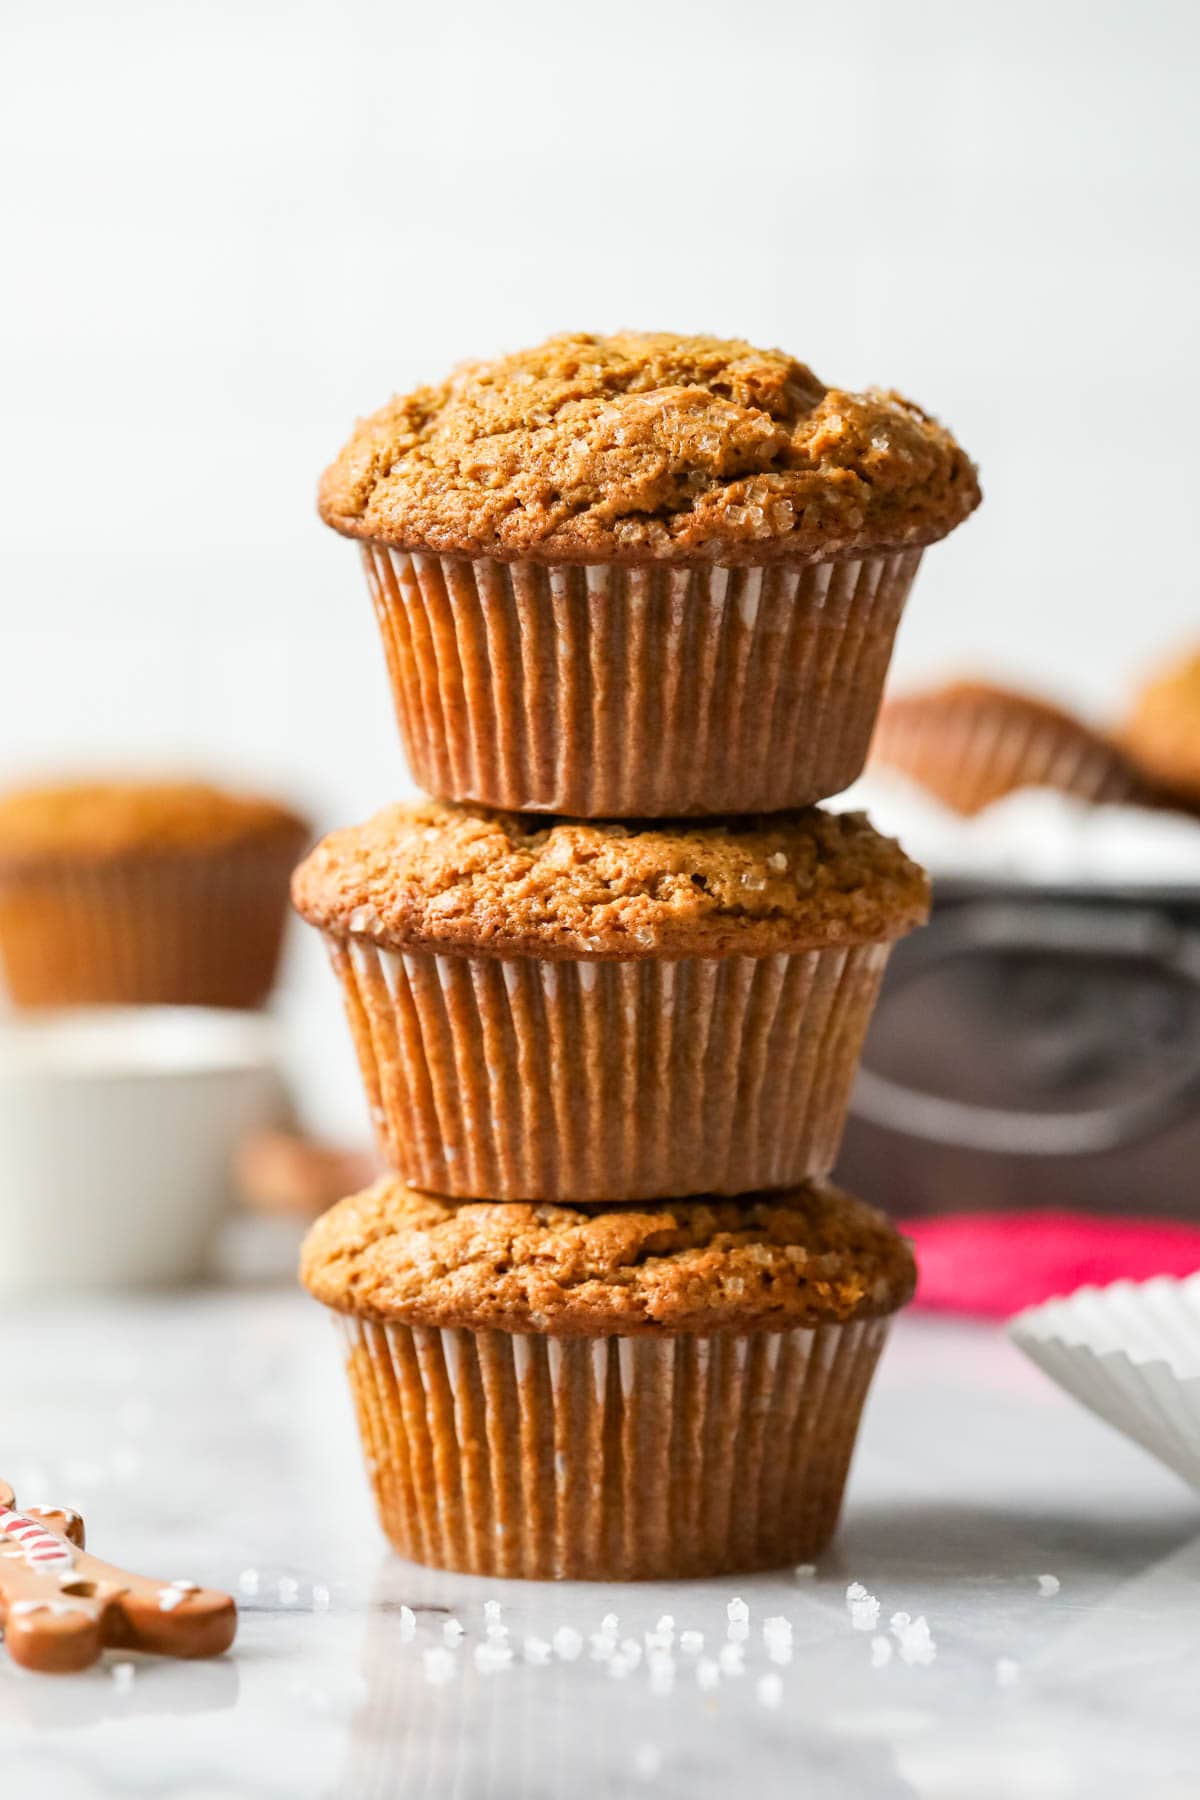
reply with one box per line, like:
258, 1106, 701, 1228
293, 801, 928, 1202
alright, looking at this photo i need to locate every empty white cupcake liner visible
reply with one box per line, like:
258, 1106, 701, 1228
1011, 1273, 1200, 1490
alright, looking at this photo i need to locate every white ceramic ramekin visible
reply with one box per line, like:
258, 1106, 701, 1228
0, 1007, 287, 1293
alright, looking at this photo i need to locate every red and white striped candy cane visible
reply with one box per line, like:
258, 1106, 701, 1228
0, 1506, 76, 1572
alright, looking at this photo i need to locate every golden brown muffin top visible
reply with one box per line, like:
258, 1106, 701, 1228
0, 780, 309, 862
301, 1179, 916, 1335
1125, 648, 1200, 801
318, 331, 980, 565
291, 800, 930, 960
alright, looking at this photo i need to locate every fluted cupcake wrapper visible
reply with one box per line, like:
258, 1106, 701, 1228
329, 939, 891, 1201
871, 695, 1149, 817
362, 546, 923, 816
0, 839, 304, 1010
337, 1311, 889, 1579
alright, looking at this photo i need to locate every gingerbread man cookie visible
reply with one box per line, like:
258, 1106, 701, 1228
0, 1481, 236, 1674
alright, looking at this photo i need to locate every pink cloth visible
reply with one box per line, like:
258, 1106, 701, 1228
900, 1212, 1200, 1318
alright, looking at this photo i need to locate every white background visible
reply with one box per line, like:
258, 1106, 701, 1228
3, 0, 1198, 1132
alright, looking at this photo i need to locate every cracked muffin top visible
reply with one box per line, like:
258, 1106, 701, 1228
291, 800, 930, 960
0, 779, 309, 863
301, 1178, 916, 1334
318, 331, 980, 565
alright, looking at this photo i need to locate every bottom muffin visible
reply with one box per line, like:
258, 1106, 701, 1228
301, 1180, 915, 1580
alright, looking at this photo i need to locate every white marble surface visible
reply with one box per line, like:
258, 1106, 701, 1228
2, 1271, 1200, 1800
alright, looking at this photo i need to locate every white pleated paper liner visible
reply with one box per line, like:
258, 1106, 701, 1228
1010, 1273, 1200, 1490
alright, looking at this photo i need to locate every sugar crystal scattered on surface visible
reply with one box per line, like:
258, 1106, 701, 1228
718, 1643, 745, 1676
442, 1618, 464, 1646
763, 1616, 793, 1664
238, 1568, 259, 1597
553, 1625, 583, 1662
311, 1584, 331, 1614
474, 1640, 513, 1674
892, 1614, 936, 1666
679, 1630, 704, 1656
848, 1587, 881, 1631
398, 1604, 416, 1643
727, 1596, 749, 1624
111, 1661, 135, 1691
1037, 1573, 1061, 1596
523, 1636, 552, 1665
756, 1673, 783, 1709
648, 1653, 675, 1696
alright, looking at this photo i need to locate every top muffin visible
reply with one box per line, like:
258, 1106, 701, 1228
0, 780, 307, 863
319, 331, 980, 565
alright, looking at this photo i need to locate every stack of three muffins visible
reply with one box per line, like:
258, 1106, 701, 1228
296, 333, 979, 1580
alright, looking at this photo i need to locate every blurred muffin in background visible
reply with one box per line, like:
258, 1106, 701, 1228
1124, 646, 1200, 810
0, 779, 310, 1009
869, 679, 1153, 817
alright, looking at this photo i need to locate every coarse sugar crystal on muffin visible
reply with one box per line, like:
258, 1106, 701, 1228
0, 778, 310, 1009
302, 1177, 916, 1578
318, 332, 980, 814
292, 801, 929, 1201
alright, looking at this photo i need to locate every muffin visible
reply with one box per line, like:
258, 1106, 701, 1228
301, 1178, 916, 1579
319, 332, 979, 816
870, 680, 1152, 817
292, 800, 929, 1201
1124, 646, 1200, 809
0, 779, 310, 1009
